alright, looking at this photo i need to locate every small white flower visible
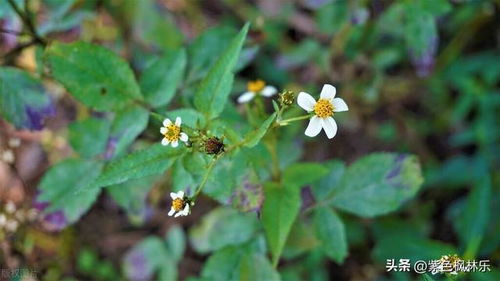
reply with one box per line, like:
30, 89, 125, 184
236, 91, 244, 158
1, 149, 15, 164
237, 79, 277, 103
297, 84, 348, 139
5, 201, 16, 214
168, 191, 190, 218
160, 117, 189, 148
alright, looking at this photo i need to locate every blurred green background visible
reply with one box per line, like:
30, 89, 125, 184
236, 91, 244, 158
0, 0, 498, 281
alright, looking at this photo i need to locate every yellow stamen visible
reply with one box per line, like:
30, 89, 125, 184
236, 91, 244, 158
172, 198, 185, 211
314, 99, 334, 118
164, 124, 181, 142
247, 80, 266, 92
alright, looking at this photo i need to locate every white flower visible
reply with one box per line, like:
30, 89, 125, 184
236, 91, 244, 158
297, 84, 348, 139
237, 79, 277, 103
168, 191, 190, 218
160, 117, 189, 148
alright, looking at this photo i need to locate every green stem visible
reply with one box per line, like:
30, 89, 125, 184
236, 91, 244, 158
276, 114, 313, 126
192, 156, 219, 199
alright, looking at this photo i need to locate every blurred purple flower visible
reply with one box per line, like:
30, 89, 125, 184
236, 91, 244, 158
410, 34, 438, 77
124, 248, 153, 281
25, 101, 56, 130
229, 181, 264, 213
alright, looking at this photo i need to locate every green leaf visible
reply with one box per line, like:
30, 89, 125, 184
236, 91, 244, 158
165, 108, 205, 128
189, 207, 259, 254
140, 49, 187, 108
262, 182, 301, 266
313, 207, 347, 263
165, 225, 186, 263
187, 26, 237, 79
45, 41, 142, 111
69, 117, 110, 158
194, 23, 249, 119
106, 176, 156, 225
80, 144, 184, 191
454, 172, 491, 259
238, 253, 281, 281
123, 237, 176, 281
37, 158, 103, 224
243, 112, 277, 148
330, 153, 423, 218
283, 162, 329, 188
373, 234, 456, 263
0, 67, 54, 130
311, 160, 345, 200
108, 105, 149, 159
201, 246, 246, 281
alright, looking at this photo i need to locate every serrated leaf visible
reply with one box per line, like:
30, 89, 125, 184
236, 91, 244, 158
311, 160, 345, 200
0, 67, 55, 130
194, 23, 249, 119
189, 207, 259, 254
201, 246, 246, 281
313, 207, 347, 263
37, 158, 103, 225
262, 182, 301, 267
140, 49, 186, 108
243, 112, 277, 148
45, 41, 142, 111
69, 117, 110, 158
330, 153, 423, 218
80, 144, 184, 191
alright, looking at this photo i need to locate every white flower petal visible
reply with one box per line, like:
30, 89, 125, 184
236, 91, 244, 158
175, 117, 182, 127
261, 86, 277, 97
168, 208, 175, 216
182, 204, 190, 215
321, 117, 338, 139
320, 84, 336, 100
170, 192, 178, 199
161, 138, 170, 146
304, 116, 322, 137
297, 92, 316, 112
171, 140, 179, 148
332, 98, 348, 112
160, 127, 167, 134
237, 91, 256, 103
163, 118, 172, 127
174, 212, 182, 218
177, 191, 184, 198
179, 132, 188, 142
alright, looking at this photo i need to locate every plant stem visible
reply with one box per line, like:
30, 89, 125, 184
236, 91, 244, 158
276, 114, 312, 126
7, 0, 46, 46
192, 156, 219, 199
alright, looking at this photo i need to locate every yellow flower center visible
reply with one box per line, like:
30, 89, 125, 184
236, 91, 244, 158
164, 124, 181, 142
314, 99, 334, 118
172, 198, 185, 211
247, 80, 266, 92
